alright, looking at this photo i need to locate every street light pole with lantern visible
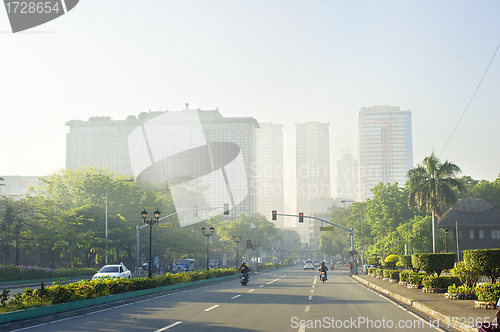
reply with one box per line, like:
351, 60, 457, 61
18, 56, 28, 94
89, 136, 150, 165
232, 235, 242, 268
141, 208, 161, 278
202, 226, 215, 271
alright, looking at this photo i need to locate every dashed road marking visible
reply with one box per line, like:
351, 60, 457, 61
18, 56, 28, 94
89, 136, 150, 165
155, 321, 182, 331
231, 295, 241, 299
204, 304, 220, 312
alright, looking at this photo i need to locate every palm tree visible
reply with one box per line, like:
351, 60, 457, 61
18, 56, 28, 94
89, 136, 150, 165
406, 153, 466, 253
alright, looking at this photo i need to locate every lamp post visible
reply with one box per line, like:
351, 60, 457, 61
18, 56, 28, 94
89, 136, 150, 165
105, 178, 134, 264
341, 200, 364, 267
443, 229, 449, 253
255, 241, 261, 271
141, 208, 161, 278
202, 226, 214, 271
410, 236, 413, 255
232, 235, 242, 268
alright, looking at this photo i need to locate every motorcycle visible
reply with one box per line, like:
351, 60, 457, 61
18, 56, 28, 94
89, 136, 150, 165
240, 273, 248, 286
320, 271, 327, 283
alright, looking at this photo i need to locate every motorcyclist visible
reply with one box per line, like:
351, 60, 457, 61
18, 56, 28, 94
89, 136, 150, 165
239, 261, 250, 280
318, 261, 328, 280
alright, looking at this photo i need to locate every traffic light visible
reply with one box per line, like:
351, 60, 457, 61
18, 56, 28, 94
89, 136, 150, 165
224, 203, 229, 215
193, 205, 198, 217
299, 212, 304, 223
272, 210, 277, 221
247, 240, 251, 249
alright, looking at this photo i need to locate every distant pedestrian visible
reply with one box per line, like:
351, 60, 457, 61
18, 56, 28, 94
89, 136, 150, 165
349, 262, 352, 275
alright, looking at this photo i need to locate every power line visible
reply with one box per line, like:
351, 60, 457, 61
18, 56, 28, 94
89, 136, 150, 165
440, 43, 500, 156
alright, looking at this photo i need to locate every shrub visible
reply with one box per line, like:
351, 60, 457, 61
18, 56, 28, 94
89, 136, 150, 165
390, 270, 399, 280
399, 255, 412, 270
476, 283, 500, 303
399, 271, 411, 282
464, 249, 500, 284
367, 257, 381, 268
376, 269, 384, 277
422, 276, 461, 289
383, 270, 391, 278
408, 273, 426, 285
384, 255, 399, 269
411, 253, 456, 276
451, 261, 479, 288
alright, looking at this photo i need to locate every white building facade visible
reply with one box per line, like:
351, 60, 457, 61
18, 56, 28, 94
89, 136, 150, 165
357, 105, 413, 200
255, 123, 284, 227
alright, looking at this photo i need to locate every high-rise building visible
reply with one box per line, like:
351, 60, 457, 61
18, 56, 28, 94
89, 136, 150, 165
295, 122, 330, 216
335, 151, 358, 201
255, 123, 284, 227
65, 104, 259, 219
357, 105, 413, 200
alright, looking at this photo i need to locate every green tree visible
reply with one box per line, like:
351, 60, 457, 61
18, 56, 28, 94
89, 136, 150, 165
406, 153, 466, 253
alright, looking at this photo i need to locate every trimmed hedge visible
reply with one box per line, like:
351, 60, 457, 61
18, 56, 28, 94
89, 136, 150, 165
368, 268, 377, 274
383, 270, 391, 278
399, 255, 413, 270
399, 271, 411, 282
408, 272, 427, 285
411, 253, 456, 276
476, 283, 500, 303
390, 270, 399, 280
376, 269, 384, 277
422, 276, 461, 289
464, 249, 500, 284
367, 257, 382, 268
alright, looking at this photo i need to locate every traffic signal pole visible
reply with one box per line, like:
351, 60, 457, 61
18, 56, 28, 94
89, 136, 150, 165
272, 211, 355, 269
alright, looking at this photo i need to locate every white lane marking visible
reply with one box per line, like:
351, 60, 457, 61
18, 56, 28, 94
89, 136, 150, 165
308, 295, 312, 300
231, 295, 241, 299
155, 321, 182, 331
85, 307, 112, 315
313, 278, 317, 285
10, 323, 48, 331
310, 290, 314, 293
351, 277, 446, 331
266, 276, 286, 285
259, 285, 264, 287
312, 285, 315, 288
298, 323, 307, 332
204, 304, 220, 312
49, 315, 78, 323
305, 305, 311, 312
248, 289, 255, 292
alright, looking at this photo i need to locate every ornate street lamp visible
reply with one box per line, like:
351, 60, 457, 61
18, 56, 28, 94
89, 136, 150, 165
141, 208, 161, 278
410, 236, 414, 255
202, 226, 215, 271
232, 235, 242, 268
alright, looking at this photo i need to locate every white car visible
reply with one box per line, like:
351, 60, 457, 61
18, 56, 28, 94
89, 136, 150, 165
92, 264, 132, 280
313, 260, 321, 267
304, 260, 314, 270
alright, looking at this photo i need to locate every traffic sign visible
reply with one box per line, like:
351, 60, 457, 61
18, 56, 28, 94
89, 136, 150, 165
320, 227, 335, 231
159, 223, 174, 228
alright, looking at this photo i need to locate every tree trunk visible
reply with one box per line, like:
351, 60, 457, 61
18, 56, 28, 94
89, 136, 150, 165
432, 212, 438, 253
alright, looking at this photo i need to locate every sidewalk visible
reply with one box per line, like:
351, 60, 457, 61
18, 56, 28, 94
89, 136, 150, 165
351, 272, 495, 332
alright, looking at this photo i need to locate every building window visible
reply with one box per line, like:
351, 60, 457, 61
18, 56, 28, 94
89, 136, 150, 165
479, 230, 484, 239
492, 230, 500, 239
469, 230, 474, 240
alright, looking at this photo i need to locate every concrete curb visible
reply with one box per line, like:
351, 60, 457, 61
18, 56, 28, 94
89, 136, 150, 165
352, 275, 476, 332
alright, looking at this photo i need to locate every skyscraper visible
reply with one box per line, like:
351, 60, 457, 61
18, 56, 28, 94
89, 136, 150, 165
295, 122, 330, 216
255, 123, 284, 227
65, 104, 259, 219
357, 105, 413, 200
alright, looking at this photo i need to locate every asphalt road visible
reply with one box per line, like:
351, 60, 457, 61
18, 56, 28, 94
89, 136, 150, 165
6, 266, 462, 332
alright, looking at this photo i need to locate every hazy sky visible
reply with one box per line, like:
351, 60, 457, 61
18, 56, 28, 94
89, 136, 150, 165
1, 1, 499, 197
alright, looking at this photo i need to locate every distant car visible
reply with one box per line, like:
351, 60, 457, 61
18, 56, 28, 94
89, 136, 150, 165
304, 260, 314, 270
313, 260, 321, 267
363, 264, 374, 273
92, 264, 132, 280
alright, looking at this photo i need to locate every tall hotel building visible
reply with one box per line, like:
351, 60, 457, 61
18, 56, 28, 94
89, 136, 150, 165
65, 104, 259, 219
357, 105, 413, 200
296, 122, 330, 216
255, 123, 284, 227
